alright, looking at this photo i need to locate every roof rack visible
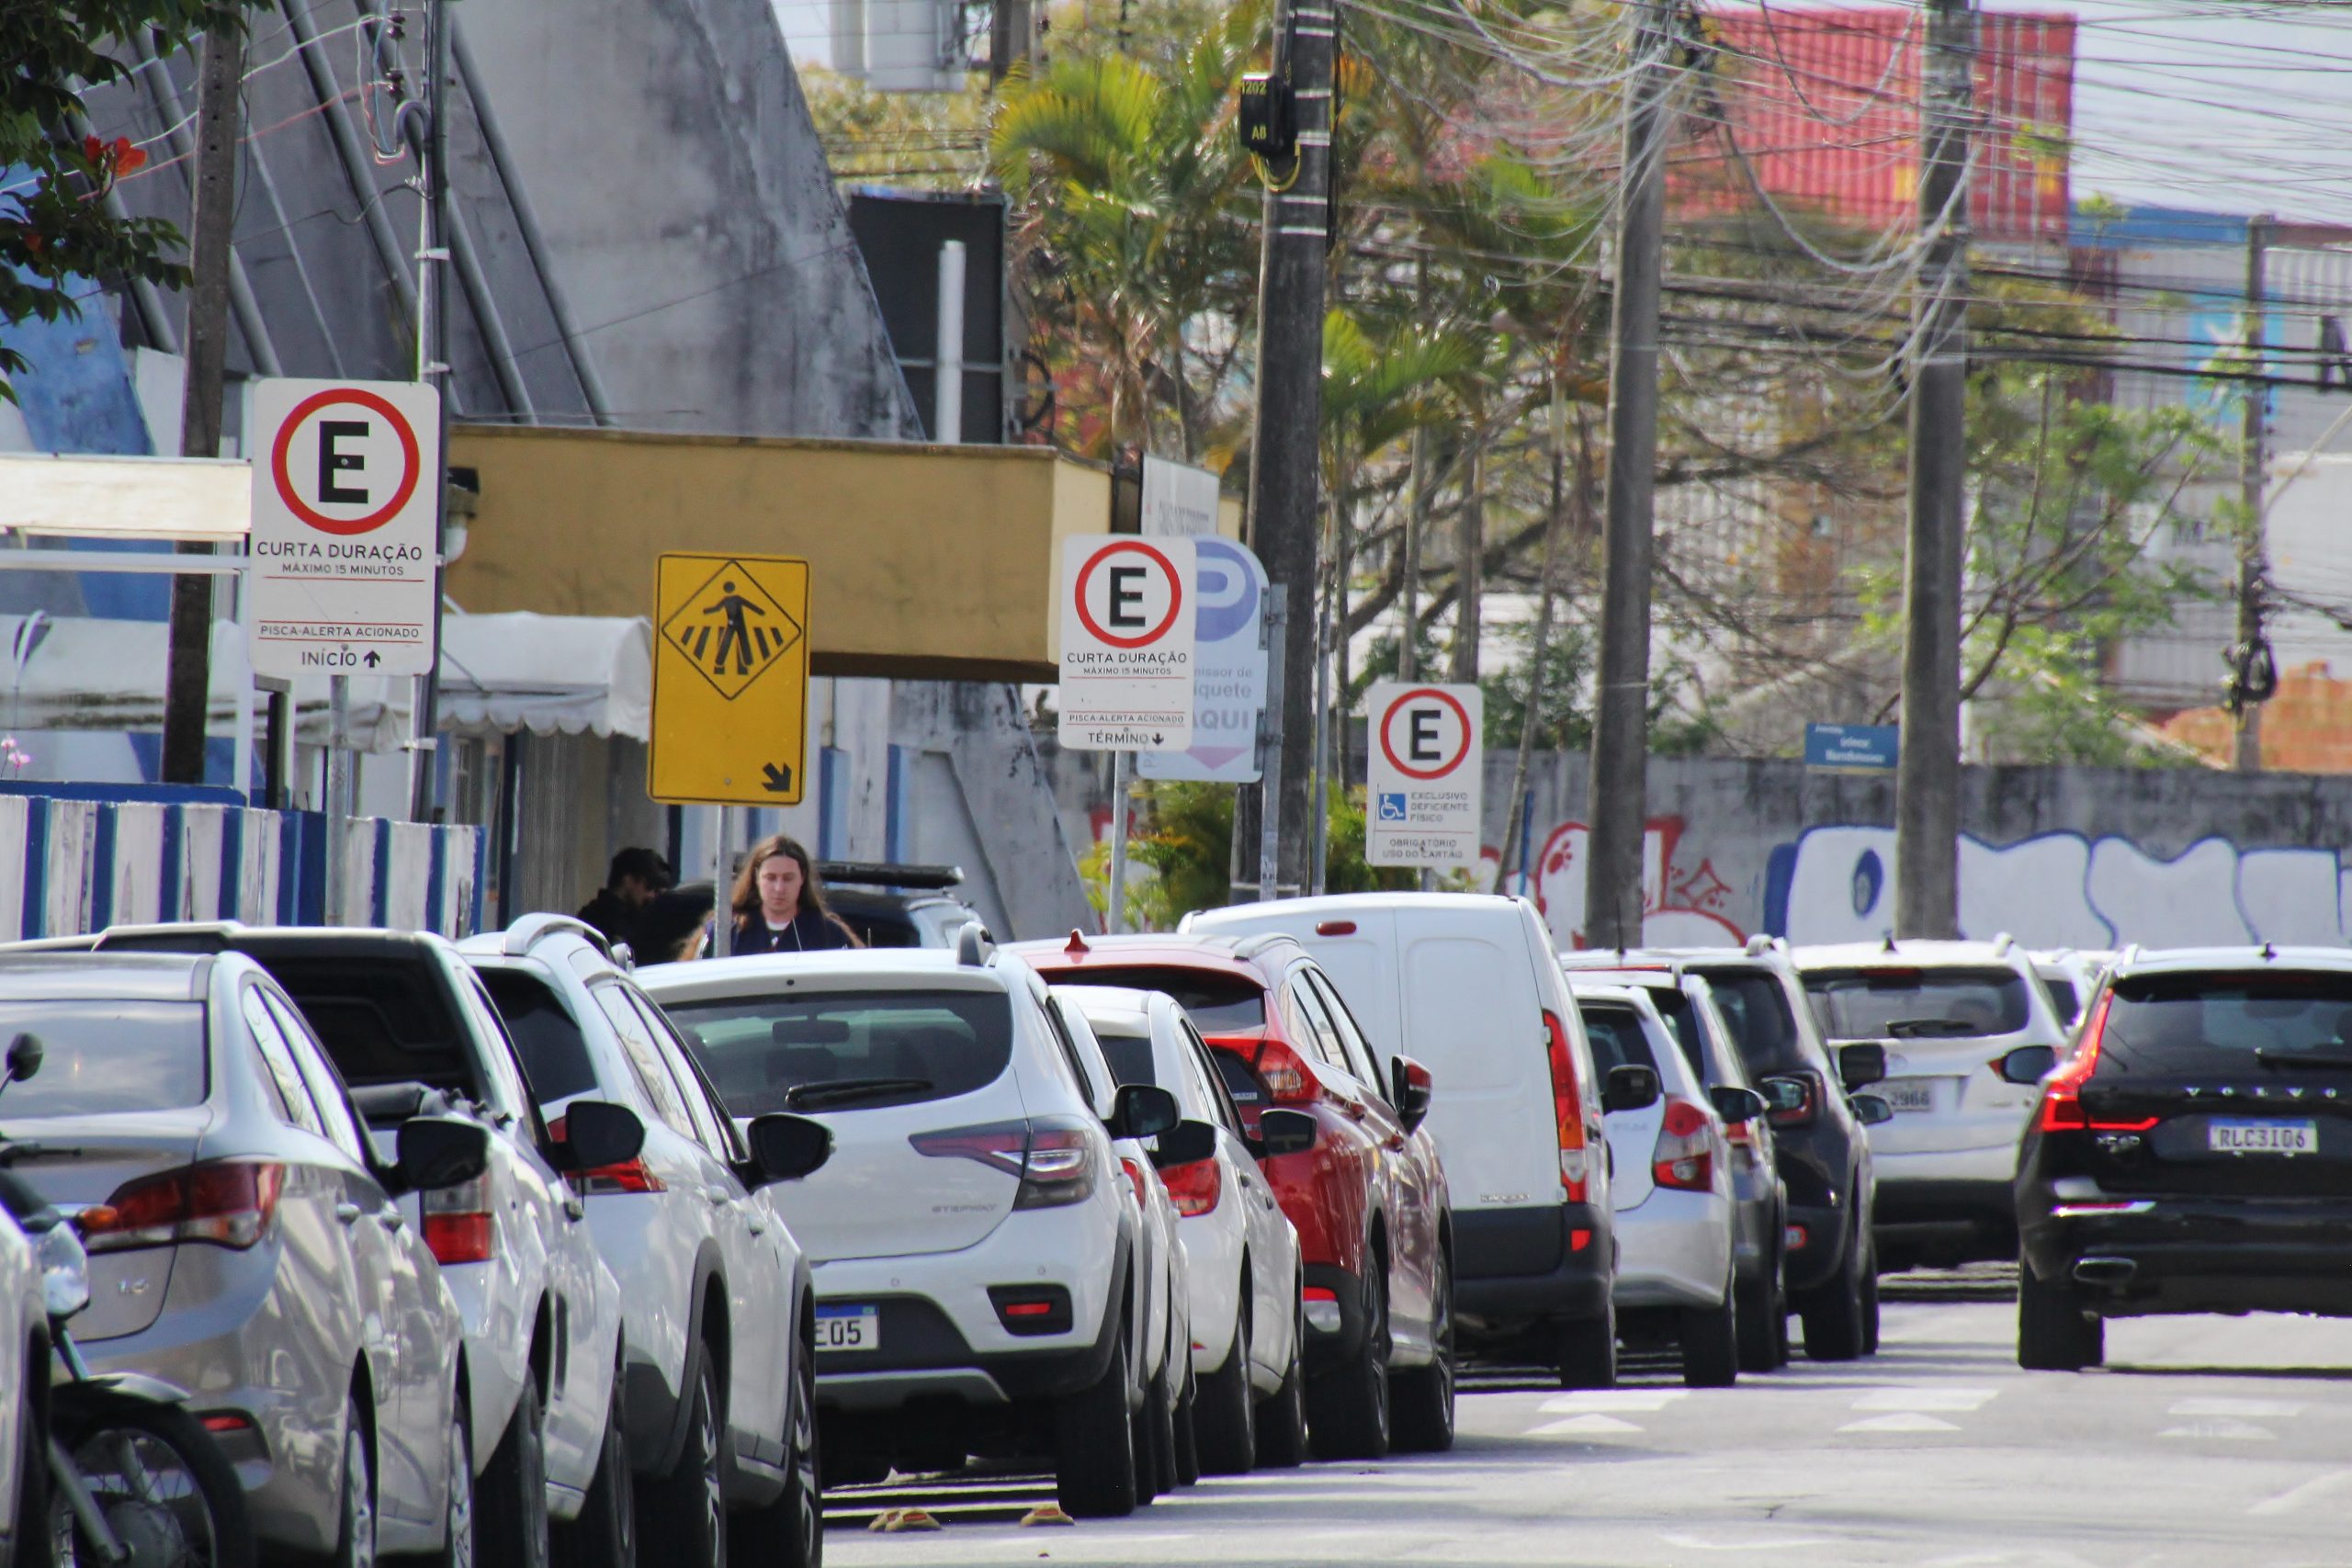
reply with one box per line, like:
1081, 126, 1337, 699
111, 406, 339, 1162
499, 913, 618, 962
90, 920, 244, 953
820, 861, 965, 892
1232, 931, 1304, 962
956, 922, 996, 967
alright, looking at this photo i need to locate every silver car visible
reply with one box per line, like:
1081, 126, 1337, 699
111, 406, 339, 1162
0, 951, 485, 1565
0, 1201, 44, 1568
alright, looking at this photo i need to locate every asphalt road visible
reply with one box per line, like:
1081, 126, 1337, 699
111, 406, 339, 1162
825, 1277, 2352, 1567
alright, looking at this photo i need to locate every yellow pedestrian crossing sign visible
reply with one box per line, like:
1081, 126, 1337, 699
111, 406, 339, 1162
650, 553, 811, 806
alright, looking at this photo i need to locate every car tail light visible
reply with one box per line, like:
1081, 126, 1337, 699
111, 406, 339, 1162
2039, 993, 2143, 1132
988, 1284, 1074, 1336
1544, 1010, 1591, 1201
423, 1174, 495, 1265
82, 1161, 286, 1253
1158, 1156, 1222, 1218
1249, 1036, 1317, 1105
1768, 1071, 1820, 1128
912, 1119, 1099, 1210
1570, 1228, 1592, 1252
1652, 1099, 1719, 1193
548, 1112, 666, 1195
199, 1413, 254, 1435
1119, 1156, 1148, 1209
1786, 1223, 1809, 1251
1315, 920, 1358, 936
1302, 1285, 1342, 1333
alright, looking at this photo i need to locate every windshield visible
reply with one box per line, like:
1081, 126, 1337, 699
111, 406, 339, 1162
1083, 1022, 1158, 1089
0, 1000, 208, 1118
2099, 972, 2352, 1073
662, 988, 1013, 1114
1577, 1004, 1659, 1074
477, 969, 600, 1102
1028, 965, 1265, 1033
1690, 968, 1808, 1074
1804, 967, 2030, 1040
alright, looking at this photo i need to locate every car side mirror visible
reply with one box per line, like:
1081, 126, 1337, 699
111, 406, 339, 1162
397, 1117, 492, 1192
6, 1032, 42, 1084
745, 1112, 834, 1184
1149, 1119, 1218, 1170
1109, 1083, 1181, 1141
1601, 1064, 1660, 1115
1852, 1093, 1895, 1127
1709, 1085, 1769, 1126
1838, 1043, 1888, 1090
1758, 1075, 1812, 1117
1390, 1055, 1433, 1135
1997, 1045, 2058, 1087
1254, 1107, 1318, 1159
556, 1100, 646, 1173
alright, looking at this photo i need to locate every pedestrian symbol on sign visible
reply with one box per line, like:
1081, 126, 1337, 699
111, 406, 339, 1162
660, 559, 803, 700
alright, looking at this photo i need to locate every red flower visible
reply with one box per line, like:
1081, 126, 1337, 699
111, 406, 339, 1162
110, 138, 146, 175
82, 134, 105, 164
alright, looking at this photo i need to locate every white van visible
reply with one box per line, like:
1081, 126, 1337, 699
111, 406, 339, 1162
1184, 894, 1626, 1385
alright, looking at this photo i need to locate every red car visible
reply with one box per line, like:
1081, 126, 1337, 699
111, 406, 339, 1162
1013, 931, 1455, 1459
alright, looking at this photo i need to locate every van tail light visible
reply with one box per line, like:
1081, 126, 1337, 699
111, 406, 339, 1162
423, 1174, 496, 1265
1652, 1099, 1720, 1193
1768, 1071, 1820, 1128
2039, 993, 2112, 1133
548, 1112, 666, 1195
912, 1118, 1098, 1209
84, 1161, 286, 1253
1159, 1156, 1223, 1218
1544, 1010, 1591, 1201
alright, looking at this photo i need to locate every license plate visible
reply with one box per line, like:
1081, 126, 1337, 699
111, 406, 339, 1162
816, 1304, 880, 1351
2209, 1119, 2317, 1156
1881, 1077, 1938, 1114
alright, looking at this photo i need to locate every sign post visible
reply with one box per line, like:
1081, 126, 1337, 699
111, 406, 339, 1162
1365, 682, 1484, 869
649, 553, 813, 807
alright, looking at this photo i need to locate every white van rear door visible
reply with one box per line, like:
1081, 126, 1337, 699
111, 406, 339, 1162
1396, 909, 1559, 1213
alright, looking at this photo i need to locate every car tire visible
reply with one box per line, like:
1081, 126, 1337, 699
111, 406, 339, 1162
642, 1348, 727, 1568
1253, 1297, 1309, 1469
427, 1393, 476, 1568
1130, 1356, 1176, 1504
1053, 1312, 1138, 1518
1170, 1369, 1201, 1487
14, 1371, 44, 1568
2017, 1264, 2105, 1371
1389, 1250, 1455, 1454
1556, 1298, 1618, 1391
555, 1370, 633, 1568
727, 1329, 822, 1568
1800, 1214, 1870, 1362
1735, 1256, 1786, 1374
479, 1364, 552, 1568
1860, 1236, 1883, 1357
332, 1393, 377, 1568
1681, 1278, 1740, 1389
1192, 1304, 1256, 1476
1306, 1266, 1390, 1463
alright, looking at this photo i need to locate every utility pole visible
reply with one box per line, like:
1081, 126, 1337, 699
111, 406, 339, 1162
989, 0, 1033, 84
1892, 0, 1974, 941
162, 21, 246, 784
1581, 6, 1671, 951
408, 0, 454, 822
1451, 441, 1483, 682
2232, 214, 2273, 774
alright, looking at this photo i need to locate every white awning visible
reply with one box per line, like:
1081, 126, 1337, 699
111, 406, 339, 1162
435, 614, 650, 740
0, 454, 251, 541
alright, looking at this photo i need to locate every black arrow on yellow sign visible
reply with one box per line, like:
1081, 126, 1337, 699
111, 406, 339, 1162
762, 762, 793, 793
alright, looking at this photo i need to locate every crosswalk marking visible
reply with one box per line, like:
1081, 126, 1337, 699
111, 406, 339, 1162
2169, 1396, 2302, 1418
2160, 1418, 2277, 1441
1851, 1386, 1998, 1413
1531, 1414, 1645, 1436
1839, 1411, 1963, 1434
1538, 1390, 1690, 1414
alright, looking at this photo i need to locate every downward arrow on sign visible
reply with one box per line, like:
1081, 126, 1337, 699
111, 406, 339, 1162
761, 762, 793, 793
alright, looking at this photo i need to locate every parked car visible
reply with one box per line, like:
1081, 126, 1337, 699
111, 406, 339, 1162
1567, 981, 1753, 1387
1576, 966, 1788, 1371
1182, 895, 1616, 1390
2011, 947, 2352, 1371
0, 949, 491, 1567
1794, 937, 2069, 1269
76, 925, 630, 1568
2030, 948, 2112, 1032
1563, 943, 1883, 1361
0, 1196, 44, 1568
1055, 986, 1307, 1472
816, 863, 979, 949
461, 916, 831, 1566
1012, 931, 1454, 1459
639, 933, 1170, 1518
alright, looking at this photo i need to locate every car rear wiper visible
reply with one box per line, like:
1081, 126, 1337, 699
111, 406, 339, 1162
2254, 1047, 2352, 1070
786, 1077, 933, 1109
1884, 1018, 1977, 1039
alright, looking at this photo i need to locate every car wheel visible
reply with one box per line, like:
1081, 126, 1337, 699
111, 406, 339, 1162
1306, 1266, 1390, 1463
1130, 1354, 1175, 1504
2017, 1263, 2105, 1371
479, 1364, 551, 1568
1800, 1213, 1870, 1362
1192, 1302, 1256, 1476
1860, 1237, 1883, 1356
1252, 1293, 1308, 1469
14, 1371, 44, 1568
1170, 1369, 1201, 1487
1390, 1250, 1455, 1454
1053, 1311, 1138, 1518
1555, 1298, 1618, 1390
1735, 1256, 1786, 1374
1680, 1276, 1740, 1389
727, 1331, 821, 1568
427, 1393, 475, 1568
642, 1348, 727, 1568
556, 1368, 634, 1568
333, 1393, 377, 1568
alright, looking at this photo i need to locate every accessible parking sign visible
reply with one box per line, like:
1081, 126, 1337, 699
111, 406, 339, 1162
1366, 682, 1484, 867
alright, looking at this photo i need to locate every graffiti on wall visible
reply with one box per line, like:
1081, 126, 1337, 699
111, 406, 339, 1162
1531, 818, 1748, 949
1765, 826, 2352, 948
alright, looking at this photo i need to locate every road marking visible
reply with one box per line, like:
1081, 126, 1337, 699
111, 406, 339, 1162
1838, 1412, 1962, 1433
2160, 1418, 2276, 1440
1850, 1386, 1998, 1413
1538, 1390, 1689, 1413
2248, 1468, 2352, 1517
2170, 1396, 2303, 1418
1531, 1414, 1645, 1436
1658, 1529, 1836, 1550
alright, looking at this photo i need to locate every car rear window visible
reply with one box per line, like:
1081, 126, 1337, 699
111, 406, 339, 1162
1030, 965, 1265, 1033
258, 957, 480, 1096
2040, 973, 2081, 1027
0, 1000, 208, 1115
476, 969, 601, 1103
1084, 1023, 1158, 1089
1804, 968, 2030, 1040
1690, 968, 1806, 1074
1577, 1003, 1658, 1074
2099, 971, 2352, 1073
1646, 988, 1708, 1080
662, 988, 1013, 1114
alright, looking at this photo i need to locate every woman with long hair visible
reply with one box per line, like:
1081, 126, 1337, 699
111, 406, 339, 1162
726, 835, 861, 953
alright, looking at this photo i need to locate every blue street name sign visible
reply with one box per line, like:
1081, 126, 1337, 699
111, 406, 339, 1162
1804, 722, 1899, 772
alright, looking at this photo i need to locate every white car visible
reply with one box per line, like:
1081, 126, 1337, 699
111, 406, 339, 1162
639, 931, 1170, 1518
0, 1201, 44, 1568
1793, 937, 2071, 1269
463, 917, 831, 1568
1055, 986, 1306, 1474
1567, 980, 1742, 1387
2030, 948, 2112, 1034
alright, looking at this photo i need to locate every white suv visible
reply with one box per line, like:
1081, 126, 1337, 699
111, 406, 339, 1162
0, 1201, 43, 1568
1793, 937, 2071, 1269
463, 918, 831, 1568
639, 931, 1173, 1518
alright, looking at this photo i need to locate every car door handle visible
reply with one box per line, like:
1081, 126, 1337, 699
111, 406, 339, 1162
335, 1202, 364, 1226
1341, 1100, 1368, 1121
746, 1214, 767, 1235
563, 1195, 586, 1223
702, 1186, 732, 1207
378, 1206, 406, 1231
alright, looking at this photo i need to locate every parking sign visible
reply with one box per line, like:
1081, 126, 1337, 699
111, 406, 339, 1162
1365, 682, 1483, 867
1058, 535, 1195, 750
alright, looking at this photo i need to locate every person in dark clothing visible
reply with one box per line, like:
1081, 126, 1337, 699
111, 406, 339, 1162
577, 847, 674, 947
727, 835, 861, 954
631, 882, 717, 965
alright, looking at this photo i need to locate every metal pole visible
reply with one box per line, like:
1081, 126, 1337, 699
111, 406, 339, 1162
936, 241, 967, 442
409, 0, 454, 822
710, 806, 732, 956
1582, 7, 1672, 951
1892, 0, 1974, 941
2233, 215, 2273, 774
1258, 586, 1288, 902
325, 677, 351, 923
1308, 566, 1331, 897
1106, 752, 1130, 933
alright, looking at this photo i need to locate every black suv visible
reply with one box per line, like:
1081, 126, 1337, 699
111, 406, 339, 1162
817, 863, 979, 948
1566, 943, 1888, 1362
2011, 948, 2352, 1371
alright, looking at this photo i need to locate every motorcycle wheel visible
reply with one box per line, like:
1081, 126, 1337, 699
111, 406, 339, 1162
50, 1399, 255, 1568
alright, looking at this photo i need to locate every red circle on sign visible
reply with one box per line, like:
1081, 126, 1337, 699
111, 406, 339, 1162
269, 388, 422, 536
1074, 541, 1184, 649
1379, 687, 1474, 781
